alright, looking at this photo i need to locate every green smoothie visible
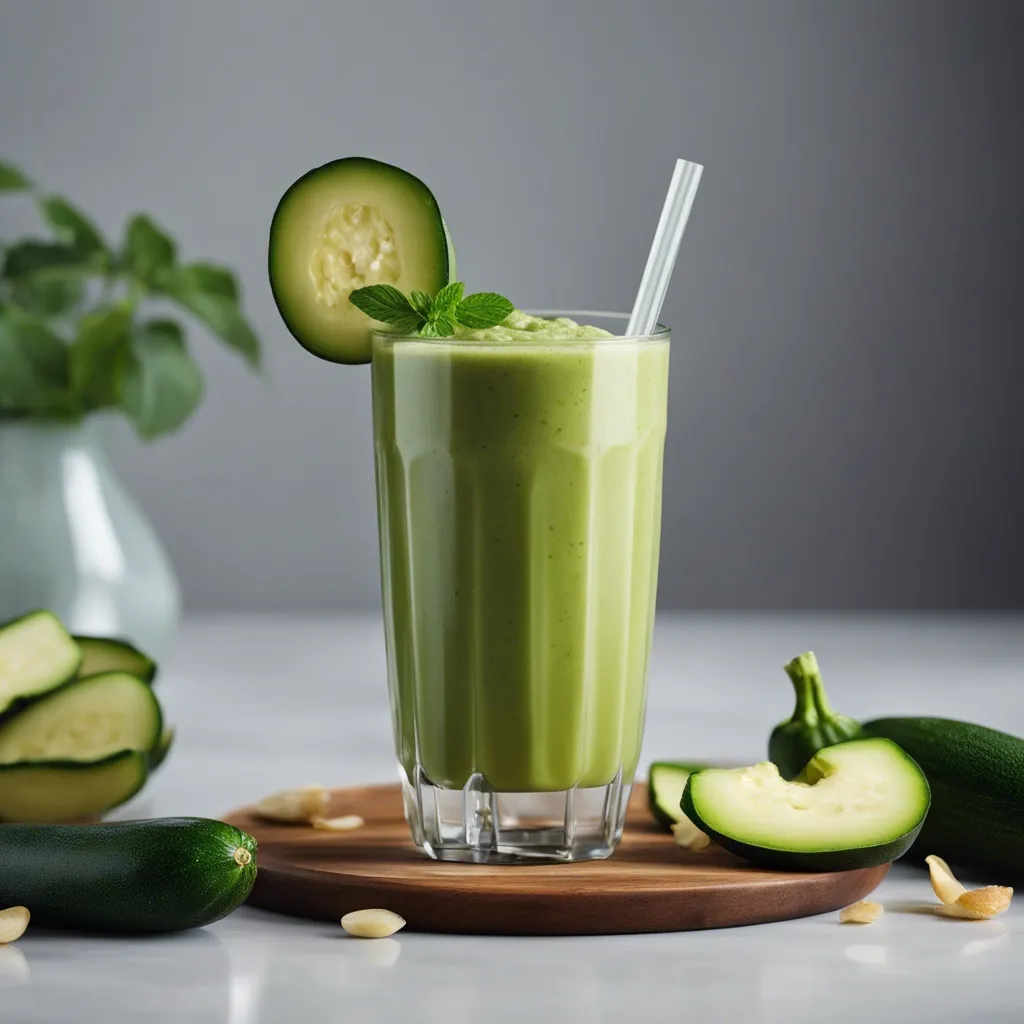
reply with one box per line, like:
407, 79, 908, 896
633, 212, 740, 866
372, 314, 669, 793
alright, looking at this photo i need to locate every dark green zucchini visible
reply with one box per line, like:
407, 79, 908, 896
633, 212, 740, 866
769, 652, 865, 779
0, 817, 257, 932
682, 738, 930, 871
0, 610, 81, 716
74, 636, 157, 684
864, 717, 1024, 878
0, 750, 148, 823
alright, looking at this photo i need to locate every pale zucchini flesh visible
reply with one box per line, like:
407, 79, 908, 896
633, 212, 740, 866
74, 636, 157, 684
0, 671, 162, 764
0, 611, 81, 715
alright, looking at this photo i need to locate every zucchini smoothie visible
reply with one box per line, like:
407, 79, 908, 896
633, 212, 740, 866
372, 311, 669, 856
268, 156, 679, 861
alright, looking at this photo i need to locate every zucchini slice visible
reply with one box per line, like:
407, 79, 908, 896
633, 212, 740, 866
0, 610, 81, 716
647, 762, 707, 829
682, 738, 931, 871
0, 750, 147, 823
149, 726, 175, 772
268, 156, 454, 364
0, 671, 162, 764
75, 636, 157, 684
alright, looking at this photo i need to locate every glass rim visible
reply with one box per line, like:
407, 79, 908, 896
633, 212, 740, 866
371, 309, 670, 347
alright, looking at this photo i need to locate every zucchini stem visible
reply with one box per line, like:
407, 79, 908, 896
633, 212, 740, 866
783, 651, 822, 724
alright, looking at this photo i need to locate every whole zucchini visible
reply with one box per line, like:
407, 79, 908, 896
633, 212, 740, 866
0, 818, 257, 932
864, 717, 1024, 879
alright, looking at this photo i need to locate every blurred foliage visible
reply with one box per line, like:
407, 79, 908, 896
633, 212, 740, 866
0, 159, 260, 440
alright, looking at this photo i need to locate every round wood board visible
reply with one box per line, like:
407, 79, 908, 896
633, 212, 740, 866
225, 783, 888, 935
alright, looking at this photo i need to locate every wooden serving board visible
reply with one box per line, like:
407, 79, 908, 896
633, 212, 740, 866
225, 784, 887, 935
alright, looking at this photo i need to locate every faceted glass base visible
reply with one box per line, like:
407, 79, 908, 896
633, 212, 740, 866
399, 766, 632, 864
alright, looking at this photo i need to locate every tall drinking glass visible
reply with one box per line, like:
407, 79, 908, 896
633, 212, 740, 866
371, 312, 670, 863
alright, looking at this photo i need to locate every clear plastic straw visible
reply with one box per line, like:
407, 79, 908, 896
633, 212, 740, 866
625, 158, 704, 337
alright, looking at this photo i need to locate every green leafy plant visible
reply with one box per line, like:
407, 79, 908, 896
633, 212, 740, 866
0, 160, 260, 439
349, 282, 514, 337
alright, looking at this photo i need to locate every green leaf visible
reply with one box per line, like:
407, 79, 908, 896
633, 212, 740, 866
121, 319, 204, 440
9, 273, 86, 316
455, 292, 515, 330
387, 313, 427, 335
349, 284, 419, 326
175, 262, 238, 301
0, 161, 32, 192
38, 195, 108, 261
1, 241, 96, 280
68, 306, 132, 410
408, 290, 433, 317
431, 281, 464, 316
423, 314, 456, 337
160, 271, 260, 366
121, 214, 176, 284
0, 308, 76, 413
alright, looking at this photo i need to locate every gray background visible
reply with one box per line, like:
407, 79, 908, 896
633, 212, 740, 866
1, 0, 1021, 611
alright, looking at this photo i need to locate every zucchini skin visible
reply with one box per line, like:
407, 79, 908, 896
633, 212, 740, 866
865, 717, 1024, 878
0, 818, 257, 932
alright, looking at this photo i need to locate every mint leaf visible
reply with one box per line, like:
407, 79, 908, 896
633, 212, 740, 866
386, 313, 426, 334
158, 265, 260, 367
349, 284, 420, 326
121, 319, 204, 440
1, 241, 96, 279
408, 290, 433, 317
68, 306, 132, 409
10, 273, 86, 317
121, 214, 176, 284
425, 314, 456, 337
0, 308, 76, 414
0, 161, 32, 192
431, 281, 464, 316
455, 292, 515, 330
38, 196, 108, 262
418, 320, 443, 338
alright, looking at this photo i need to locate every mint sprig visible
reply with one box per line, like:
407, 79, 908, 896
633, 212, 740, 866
349, 282, 514, 338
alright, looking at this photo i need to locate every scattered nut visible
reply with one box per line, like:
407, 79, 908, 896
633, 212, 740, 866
925, 855, 967, 904
925, 854, 1013, 920
341, 909, 406, 939
253, 785, 329, 824
0, 906, 29, 944
839, 901, 883, 924
937, 886, 1013, 921
312, 815, 365, 832
671, 816, 710, 851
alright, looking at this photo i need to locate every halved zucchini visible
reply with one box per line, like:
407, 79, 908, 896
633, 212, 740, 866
0, 610, 81, 716
647, 762, 707, 829
0, 750, 147, 823
75, 635, 157, 684
268, 156, 454, 364
682, 738, 931, 871
0, 671, 162, 763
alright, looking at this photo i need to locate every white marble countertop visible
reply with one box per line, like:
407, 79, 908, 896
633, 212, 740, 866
4, 613, 1024, 1023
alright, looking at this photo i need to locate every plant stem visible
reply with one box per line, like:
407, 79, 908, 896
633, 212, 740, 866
783, 651, 821, 723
